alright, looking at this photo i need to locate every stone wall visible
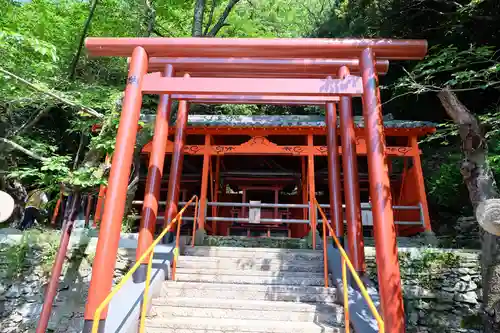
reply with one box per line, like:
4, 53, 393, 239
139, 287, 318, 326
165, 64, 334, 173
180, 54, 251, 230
365, 247, 482, 333
0, 232, 484, 333
0, 231, 134, 333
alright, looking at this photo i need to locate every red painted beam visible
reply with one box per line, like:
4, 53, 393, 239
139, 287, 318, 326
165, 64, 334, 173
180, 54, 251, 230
142, 74, 363, 96
172, 94, 340, 105
86, 37, 427, 60
146, 57, 390, 76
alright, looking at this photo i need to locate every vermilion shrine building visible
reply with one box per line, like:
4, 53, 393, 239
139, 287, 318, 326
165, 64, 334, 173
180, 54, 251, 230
136, 114, 435, 238
75, 38, 430, 333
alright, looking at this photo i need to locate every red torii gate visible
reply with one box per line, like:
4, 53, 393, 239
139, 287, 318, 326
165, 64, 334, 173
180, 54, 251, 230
82, 37, 427, 333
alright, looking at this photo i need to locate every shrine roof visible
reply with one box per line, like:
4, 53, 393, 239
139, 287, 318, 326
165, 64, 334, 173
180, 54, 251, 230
141, 114, 436, 129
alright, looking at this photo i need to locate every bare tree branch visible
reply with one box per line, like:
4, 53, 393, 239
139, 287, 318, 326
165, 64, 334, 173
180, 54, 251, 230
207, 0, 240, 37
203, 0, 217, 35
11, 105, 53, 137
143, 0, 156, 37
73, 132, 86, 169
0, 67, 104, 119
0, 137, 47, 162
69, 0, 99, 80
151, 27, 165, 37
192, 0, 206, 37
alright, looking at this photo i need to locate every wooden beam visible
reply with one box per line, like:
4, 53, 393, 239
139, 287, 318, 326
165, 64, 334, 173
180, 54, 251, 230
142, 138, 418, 157
141, 74, 363, 96
146, 57, 390, 76
172, 94, 340, 105
86, 37, 427, 60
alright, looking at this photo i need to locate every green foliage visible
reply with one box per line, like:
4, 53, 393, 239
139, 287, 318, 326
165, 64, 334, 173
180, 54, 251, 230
394, 45, 500, 93
0, 229, 60, 278
1, 0, 333, 205
427, 157, 464, 208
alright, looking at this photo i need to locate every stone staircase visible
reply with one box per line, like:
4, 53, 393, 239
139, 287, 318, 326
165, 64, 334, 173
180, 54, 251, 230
145, 242, 344, 332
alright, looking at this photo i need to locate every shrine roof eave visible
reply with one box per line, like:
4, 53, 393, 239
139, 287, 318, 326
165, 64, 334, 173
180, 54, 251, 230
140, 114, 437, 136
176, 126, 436, 136
85, 37, 427, 60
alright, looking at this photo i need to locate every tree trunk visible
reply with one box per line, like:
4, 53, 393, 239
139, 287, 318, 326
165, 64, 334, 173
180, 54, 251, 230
206, 0, 240, 36
203, 0, 217, 35
437, 89, 500, 331
3, 179, 27, 227
69, 0, 99, 80
192, 0, 206, 37
143, 0, 156, 37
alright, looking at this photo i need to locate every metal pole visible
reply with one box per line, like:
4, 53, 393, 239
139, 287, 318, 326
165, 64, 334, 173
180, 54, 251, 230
83, 46, 148, 333
325, 100, 344, 241
338, 65, 366, 274
361, 47, 405, 333
134, 65, 174, 283
36, 193, 80, 333
163, 80, 190, 242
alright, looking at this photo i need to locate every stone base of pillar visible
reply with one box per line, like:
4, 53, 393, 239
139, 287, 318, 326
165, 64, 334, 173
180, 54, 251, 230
132, 263, 148, 283
306, 229, 320, 249
194, 228, 207, 246
161, 231, 175, 244
83, 319, 105, 333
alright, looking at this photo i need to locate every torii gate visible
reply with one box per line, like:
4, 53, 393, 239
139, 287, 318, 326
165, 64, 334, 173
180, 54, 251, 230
82, 37, 427, 333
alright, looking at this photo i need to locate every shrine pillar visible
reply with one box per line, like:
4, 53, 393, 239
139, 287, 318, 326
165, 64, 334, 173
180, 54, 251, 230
410, 136, 432, 231
212, 155, 220, 234
338, 66, 366, 274
83, 46, 148, 332
325, 101, 344, 242
93, 154, 110, 227
163, 81, 190, 242
134, 65, 174, 282
360, 48, 405, 333
307, 135, 317, 248
196, 134, 211, 243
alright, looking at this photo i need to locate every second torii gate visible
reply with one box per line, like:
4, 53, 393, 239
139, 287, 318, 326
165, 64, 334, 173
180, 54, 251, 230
82, 37, 427, 333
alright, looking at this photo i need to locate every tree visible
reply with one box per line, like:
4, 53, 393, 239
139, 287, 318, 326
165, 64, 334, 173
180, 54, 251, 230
192, 0, 241, 37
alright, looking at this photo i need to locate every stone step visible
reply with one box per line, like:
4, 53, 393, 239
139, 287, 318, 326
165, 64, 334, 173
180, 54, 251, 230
162, 282, 337, 303
145, 317, 343, 333
177, 256, 324, 272
176, 268, 326, 277
203, 236, 309, 249
183, 246, 323, 261
175, 271, 326, 286
150, 297, 344, 325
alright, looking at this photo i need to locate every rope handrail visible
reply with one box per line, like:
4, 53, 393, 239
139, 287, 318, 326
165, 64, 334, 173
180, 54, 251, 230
91, 195, 199, 333
314, 198, 384, 333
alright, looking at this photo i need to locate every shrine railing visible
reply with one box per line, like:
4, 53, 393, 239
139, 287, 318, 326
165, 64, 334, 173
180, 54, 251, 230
130, 200, 425, 227
315, 198, 385, 333
91, 196, 198, 333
